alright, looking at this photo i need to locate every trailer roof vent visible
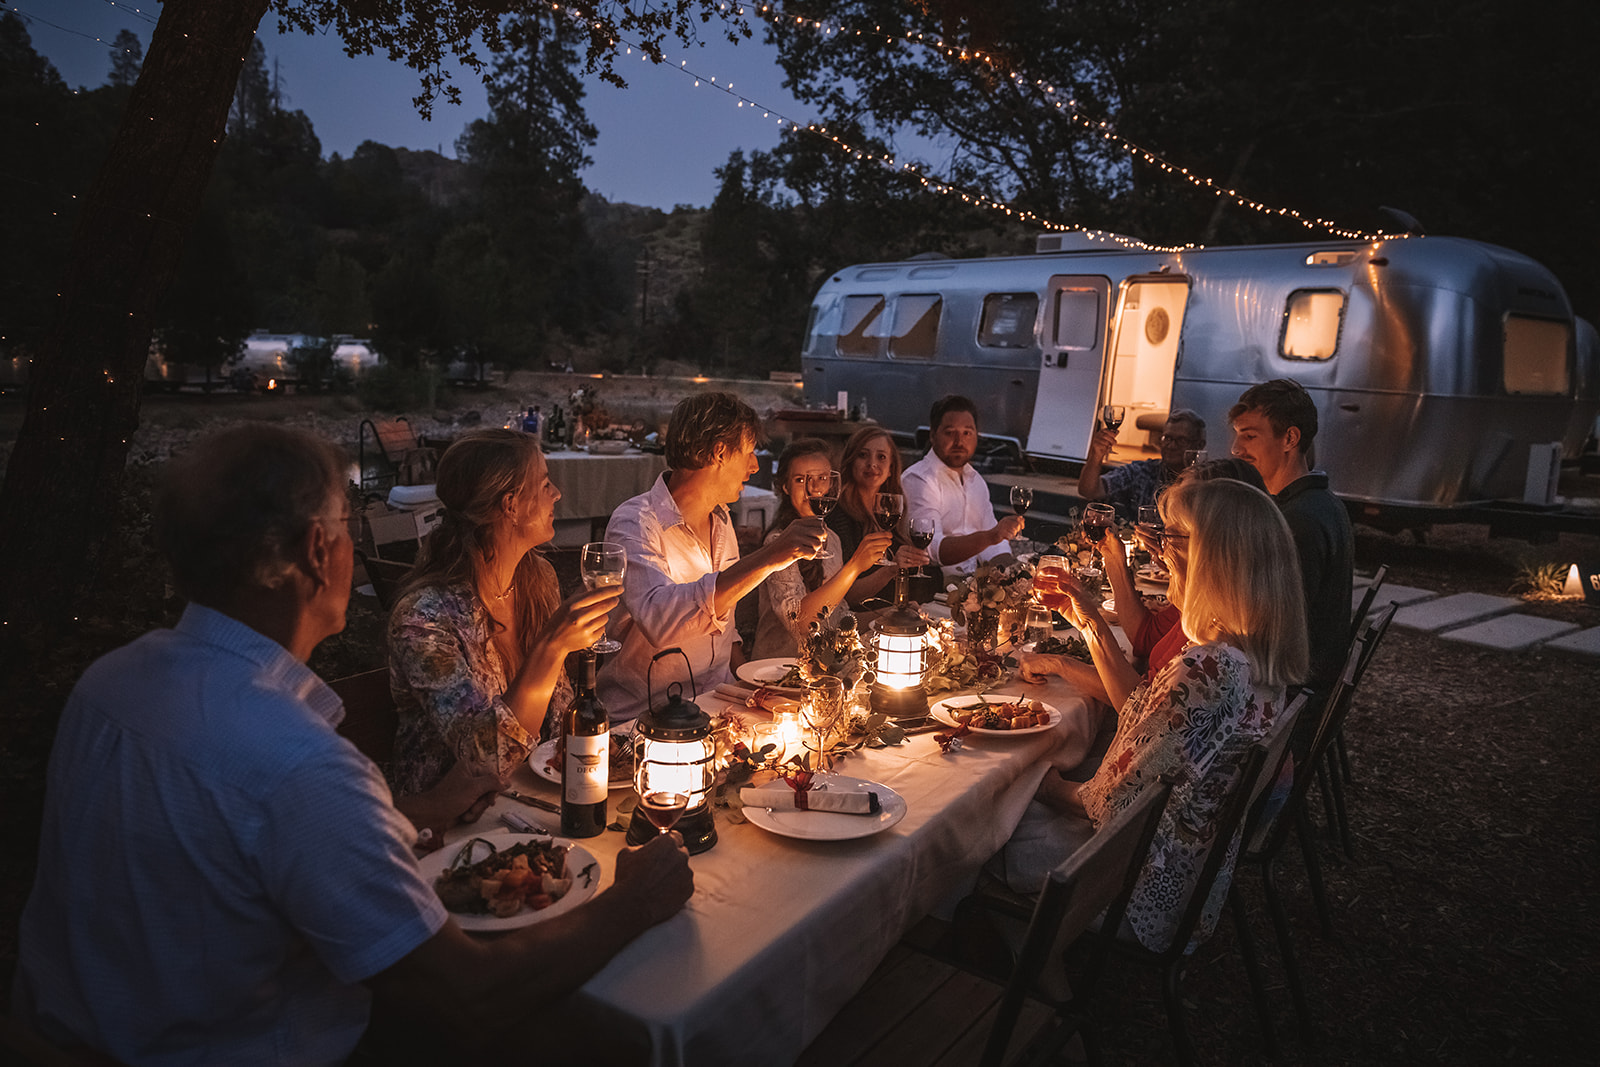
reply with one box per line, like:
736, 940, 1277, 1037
1035, 232, 1143, 254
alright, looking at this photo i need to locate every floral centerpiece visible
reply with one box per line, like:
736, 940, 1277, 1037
779, 610, 873, 695
946, 559, 1035, 650
922, 618, 1009, 695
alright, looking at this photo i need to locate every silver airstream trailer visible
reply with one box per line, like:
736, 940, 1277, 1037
801, 234, 1598, 525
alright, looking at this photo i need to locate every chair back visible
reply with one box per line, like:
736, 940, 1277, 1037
1349, 564, 1390, 645
1242, 690, 1308, 852
329, 667, 399, 767
981, 775, 1176, 1067
357, 550, 413, 612
1253, 602, 1395, 862
1151, 742, 1269, 963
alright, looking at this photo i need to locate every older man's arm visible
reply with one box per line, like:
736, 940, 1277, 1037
365, 834, 694, 1042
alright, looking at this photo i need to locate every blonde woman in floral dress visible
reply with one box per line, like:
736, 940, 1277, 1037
386, 431, 621, 817
1000, 476, 1307, 951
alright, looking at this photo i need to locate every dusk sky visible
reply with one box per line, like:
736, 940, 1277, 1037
20, 0, 942, 210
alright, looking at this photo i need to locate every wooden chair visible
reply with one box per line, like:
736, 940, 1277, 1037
797, 776, 1174, 1067
1075, 743, 1272, 1067
358, 417, 438, 491
357, 550, 412, 613
1232, 604, 1398, 1043
1316, 602, 1397, 861
329, 667, 398, 768
1333, 563, 1389, 783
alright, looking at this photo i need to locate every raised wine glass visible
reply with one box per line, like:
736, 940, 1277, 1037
908, 516, 935, 578
1082, 502, 1116, 548
1032, 555, 1071, 614
633, 756, 689, 837
1137, 504, 1165, 557
1101, 405, 1127, 434
806, 470, 842, 560
579, 541, 625, 654
1009, 485, 1034, 548
875, 492, 905, 565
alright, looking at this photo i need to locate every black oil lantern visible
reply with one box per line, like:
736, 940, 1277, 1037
626, 648, 718, 854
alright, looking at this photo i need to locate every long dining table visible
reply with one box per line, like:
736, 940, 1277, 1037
440, 671, 1100, 1066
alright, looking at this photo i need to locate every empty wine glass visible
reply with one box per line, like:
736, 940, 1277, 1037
806, 470, 841, 560
579, 541, 625, 654
875, 492, 905, 565
1021, 604, 1055, 652
802, 677, 848, 774
1101, 405, 1127, 433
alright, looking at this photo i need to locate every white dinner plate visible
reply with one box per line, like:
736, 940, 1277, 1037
736, 657, 804, 694
419, 831, 601, 932
742, 775, 907, 841
930, 696, 1062, 736
530, 738, 636, 792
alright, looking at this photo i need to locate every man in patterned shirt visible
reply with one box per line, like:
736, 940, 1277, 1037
1077, 409, 1206, 518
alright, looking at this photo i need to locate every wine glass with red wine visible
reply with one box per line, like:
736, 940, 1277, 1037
806, 469, 841, 560
875, 492, 904, 565
1009, 485, 1033, 547
1083, 502, 1116, 547
633, 757, 689, 837
908, 516, 935, 577
1101, 405, 1126, 434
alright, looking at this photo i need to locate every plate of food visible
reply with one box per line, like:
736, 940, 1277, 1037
930, 695, 1062, 736
531, 734, 637, 792
741, 775, 907, 841
735, 657, 804, 694
419, 831, 600, 932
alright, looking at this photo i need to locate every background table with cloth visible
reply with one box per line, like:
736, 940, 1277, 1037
542, 450, 668, 546
438, 674, 1097, 1066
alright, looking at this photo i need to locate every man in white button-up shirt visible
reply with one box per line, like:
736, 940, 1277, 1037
599, 393, 827, 719
902, 395, 1025, 583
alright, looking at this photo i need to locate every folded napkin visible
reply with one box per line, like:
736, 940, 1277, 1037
742, 787, 881, 815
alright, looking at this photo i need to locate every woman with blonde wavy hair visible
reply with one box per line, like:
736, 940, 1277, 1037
387, 430, 621, 814
1000, 476, 1307, 953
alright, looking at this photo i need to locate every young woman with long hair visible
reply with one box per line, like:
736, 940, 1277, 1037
751, 438, 893, 658
387, 430, 620, 804
828, 426, 930, 606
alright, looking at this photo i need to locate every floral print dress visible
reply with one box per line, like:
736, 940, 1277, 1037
387, 583, 572, 797
1077, 640, 1281, 952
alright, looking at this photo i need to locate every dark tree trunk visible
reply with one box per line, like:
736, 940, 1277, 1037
0, 0, 270, 628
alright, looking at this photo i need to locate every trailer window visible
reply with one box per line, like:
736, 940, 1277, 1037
978, 293, 1039, 348
1052, 287, 1102, 351
1503, 315, 1570, 394
889, 294, 941, 360
837, 295, 887, 358
1280, 289, 1345, 360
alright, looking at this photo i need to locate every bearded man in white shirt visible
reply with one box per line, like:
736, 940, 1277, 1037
902, 395, 1026, 585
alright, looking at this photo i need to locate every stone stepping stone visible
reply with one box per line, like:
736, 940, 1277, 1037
1438, 614, 1579, 651
1545, 626, 1600, 656
1394, 592, 1520, 631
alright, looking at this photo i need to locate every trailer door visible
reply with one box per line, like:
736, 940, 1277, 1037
1102, 275, 1191, 450
1026, 276, 1112, 460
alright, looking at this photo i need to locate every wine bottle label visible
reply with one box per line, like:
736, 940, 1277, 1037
565, 732, 609, 804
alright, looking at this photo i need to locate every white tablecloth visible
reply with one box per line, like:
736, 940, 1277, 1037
543, 450, 668, 522
448, 675, 1097, 1065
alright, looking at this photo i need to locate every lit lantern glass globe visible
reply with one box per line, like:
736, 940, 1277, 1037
870, 603, 931, 718
626, 684, 718, 854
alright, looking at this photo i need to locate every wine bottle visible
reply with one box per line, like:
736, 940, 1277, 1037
561, 651, 608, 838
